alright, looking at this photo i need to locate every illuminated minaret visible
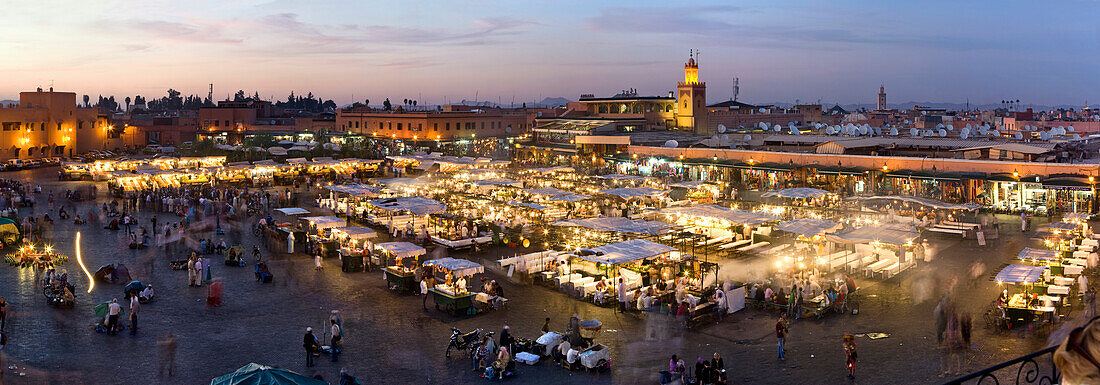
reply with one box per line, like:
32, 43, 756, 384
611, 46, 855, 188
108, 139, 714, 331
877, 84, 887, 110
677, 50, 708, 134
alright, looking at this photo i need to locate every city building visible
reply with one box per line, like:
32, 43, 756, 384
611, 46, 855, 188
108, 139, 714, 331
198, 100, 335, 143
0, 89, 131, 159
334, 106, 535, 141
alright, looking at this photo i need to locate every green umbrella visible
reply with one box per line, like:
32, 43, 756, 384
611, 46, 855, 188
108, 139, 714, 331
93, 301, 124, 318
210, 363, 327, 385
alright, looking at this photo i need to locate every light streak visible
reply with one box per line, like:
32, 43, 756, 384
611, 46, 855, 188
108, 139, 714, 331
75, 232, 93, 293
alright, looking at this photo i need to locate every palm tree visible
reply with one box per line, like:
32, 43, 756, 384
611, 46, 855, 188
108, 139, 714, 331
83, 95, 90, 108
125, 96, 131, 112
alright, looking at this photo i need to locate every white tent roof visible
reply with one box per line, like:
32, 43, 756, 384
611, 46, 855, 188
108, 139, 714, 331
372, 177, 431, 187
286, 158, 307, 164
551, 194, 591, 202
507, 201, 549, 210
776, 218, 841, 237
555, 217, 670, 235
761, 188, 832, 199
850, 195, 979, 210
323, 184, 382, 197
529, 166, 574, 173
424, 257, 483, 277
596, 174, 649, 182
472, 178, 522, 188
1017, 248, 1060, 262
669, 181, 714, 189
1065, 213, 1091, 222
660, 204, 780, 226
301, 216, 345, 229
375, 242, 426, 259
826, 223, 919, 246
368, 196, 447, 215
331, 226, 377, 240
598, 187, 668, 199
575, 239, 677, 265
524, 187, 572, 197
274, 207, 310, 216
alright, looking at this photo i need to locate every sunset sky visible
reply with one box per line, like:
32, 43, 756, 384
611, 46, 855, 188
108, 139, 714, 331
2, 0, 1097, 106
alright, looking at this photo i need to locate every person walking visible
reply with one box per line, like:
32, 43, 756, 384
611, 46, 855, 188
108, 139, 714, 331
0, 296, 7, 330
616, 278, 627, 313
315, 254, 324, 271
330, 319, 342, 362
129, 295, 140, 335
187, 256, 196, 286
844, 334, 857, 378
421, 274, 436, 310
776, 314, 789, 361
106, 299, 121, 335
158, 330, 178, 377
194, 258, 204, 287
303, 327, 319, 367
795, 287, 804, 320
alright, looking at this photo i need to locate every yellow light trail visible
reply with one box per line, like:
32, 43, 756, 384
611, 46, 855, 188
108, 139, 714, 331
75, 232, 93, 293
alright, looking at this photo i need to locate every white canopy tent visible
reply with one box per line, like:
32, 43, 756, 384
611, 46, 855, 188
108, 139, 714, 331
301, 216, 345, 230
762, 188, 832, 199
596, 174, 649, 182
554, 217, 671, 235
575, 239, 677, 265
274, 207, 310, 216
331, 226, 378, 240
423, 257, 484, 277
552, 194, 591, 202
323, 184, 382, 197
660, 204, 780, 226
849, 195, 979, 211
597, 187, 668, 200
375, 242, 426, 259
368, 196, 447, 216
524, 187, 573, 197
826, 223, 919, 246
776, 218, 841, 237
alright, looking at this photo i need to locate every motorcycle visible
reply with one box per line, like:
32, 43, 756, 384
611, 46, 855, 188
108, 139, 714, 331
446, 327, 483, 359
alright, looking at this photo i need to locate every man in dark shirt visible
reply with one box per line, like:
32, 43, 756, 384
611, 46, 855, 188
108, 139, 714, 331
303, 327, 319, 367
776, 314, 788, 360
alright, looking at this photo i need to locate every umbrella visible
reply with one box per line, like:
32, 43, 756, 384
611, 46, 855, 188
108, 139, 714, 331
112, 264, 131, 283
210, 363, 327, 385
124, 281, 145, 293
94, 264, 114, 282
93, 301, 124, 318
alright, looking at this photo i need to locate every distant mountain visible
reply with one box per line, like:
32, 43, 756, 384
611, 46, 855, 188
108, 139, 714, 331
768, 101, 1086, 112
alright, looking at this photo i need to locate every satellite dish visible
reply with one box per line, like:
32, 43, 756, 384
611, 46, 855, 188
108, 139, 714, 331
758, 108, 766, 113
824, 126, 833, 135
947, 124, 954, 131
1069, 125, 1076, 132
904, 119, 911, 124
1074, 134, 1082, 140
758, 122, 768, 130
978, 127, 988, 135
889, 128, 899, 136
860, 126, 870, 135
936, 123, 945, 129
960, 129, 970, 140
664, 140, 679, 148
717, 124, 727, 133
712, 135, 719, 140
874, 127, 882, 135
1014, 132, 1023, 140
910, 128, 919, 137
773, 124, 782, 132
721, 134, 729, 141
788, 122, 796, 128
938, 129, 947, 137
1055, 127, 1067, 136
1039, 131, 1050, 140
744, 134, 752, 141
505, 126, 512, 133
965, 124, 972, 130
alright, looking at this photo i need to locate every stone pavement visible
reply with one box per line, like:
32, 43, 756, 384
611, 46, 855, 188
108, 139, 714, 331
0, 167, 1071, 384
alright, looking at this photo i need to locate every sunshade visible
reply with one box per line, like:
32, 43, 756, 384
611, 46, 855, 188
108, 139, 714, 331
1048, 222, 1080, 231
507, 201, 549, 210
994, 264, 1046, 284
332, 227, 377, 240
1065, 213, 1091, 222
849, 195, 979, 211
124, 281, 145, 292
323, 184, 382, 197
825, 223, 919, 246
576, 239, 676, 265
762, 188, 832, 199
669, 181, 713, 189
472, 178, 522, 188
660, 204, 780, 226
301, 216, 344, 229
209, 363, 327, 385
368, 196, 446, 216
1017, 248, 1061, 262
555, 217, 670, 235
524, 187, 572, 197
596, 174, 648, 182
423, 257, 484, 277
0, 217, 19, 235
597, 187, 668, 199
94, 301, 124, 318
776, 218, 841, 237
375, 242, 426, 258
274, 207, 309, 216
528, 166, 574, 173
372, 178, 431, 187
552, 194, 591, 202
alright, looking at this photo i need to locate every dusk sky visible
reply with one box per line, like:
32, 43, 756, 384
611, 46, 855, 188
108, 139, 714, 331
2, 0, 1097, 106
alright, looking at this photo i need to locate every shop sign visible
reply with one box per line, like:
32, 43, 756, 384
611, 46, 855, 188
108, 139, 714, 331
1022, 183, 1042, 189
1042, 185, 1091, 191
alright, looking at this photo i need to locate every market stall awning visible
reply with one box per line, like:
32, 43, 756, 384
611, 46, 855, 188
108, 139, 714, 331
776, 218, 841, 237
368, 196, 447, 216
507, 201, 549, 210
472, 178, 523, 188
597, 187, 668, 199
372, 177, 432, 188
323, 184, 382, 197
994, 264, 1046, 284
210, 363, 327, 385
274, 207, 310, 216
529, 166, 574, 174
524, 187, 572, 197
331, 226, 377, 240
596, 173, 649, 182
301, 216, 344, 229
825, 223, 919, 246
761, 187, 833, 199
555, 216, 671, 235
1065, 213, 1091, 222
551, 194, 591, 202
576, 239, 677, 265
659, 204, 780, 226
848, 195, 979, 211
1047, 222, 1080, 231
423, 257, 484, 276
1017, 248, 1061, 262
669, 181, 714, 189
375, 242, 426, 259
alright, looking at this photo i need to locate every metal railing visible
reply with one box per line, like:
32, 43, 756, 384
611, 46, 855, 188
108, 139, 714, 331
942, 346, 1060, 385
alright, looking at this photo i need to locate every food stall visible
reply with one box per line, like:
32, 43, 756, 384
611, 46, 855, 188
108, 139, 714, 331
267, 207, 311, 253
427, 213, 494, 249
366, 196, 447, 233
669, 181, 721, 203
375, 242, 426, 293
301, 216, 346, 258
61, 162, 91, 180
995, 264, 1058, 328
424, 257, 485, 315
825, 223, 920, 279
320, 184, 382, 218
4, 244, 66, 269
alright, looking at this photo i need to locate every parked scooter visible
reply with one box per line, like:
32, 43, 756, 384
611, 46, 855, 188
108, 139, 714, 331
446, 327, 483, 358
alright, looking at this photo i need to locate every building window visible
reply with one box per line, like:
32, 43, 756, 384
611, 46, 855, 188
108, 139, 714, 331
224, 120, 229, 126
666, 105, 672, 112
214, 120, 220, 127
598, 105, 608, 113
446, 123, 450, 130
387, 122, 392, 130
433, 123, 438, 130
481, 122, 484, 130
379, 122, 383, 130
397, 123, 402, 130
57, 122, 62, 131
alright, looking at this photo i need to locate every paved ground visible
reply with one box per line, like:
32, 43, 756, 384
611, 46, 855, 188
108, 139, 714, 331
0, 167, 1079, 384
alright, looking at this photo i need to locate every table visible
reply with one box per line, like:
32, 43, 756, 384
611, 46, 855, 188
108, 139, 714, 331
384, 267, 418, 293
429, 288, 476, 316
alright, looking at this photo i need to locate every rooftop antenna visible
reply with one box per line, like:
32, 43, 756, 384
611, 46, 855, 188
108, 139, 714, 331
208, 83, 213, 102
732, 77, 740, 102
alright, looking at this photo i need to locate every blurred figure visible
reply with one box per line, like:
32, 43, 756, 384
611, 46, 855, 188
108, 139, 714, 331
157, 330, 178, 377
1055, 316, 1100, 385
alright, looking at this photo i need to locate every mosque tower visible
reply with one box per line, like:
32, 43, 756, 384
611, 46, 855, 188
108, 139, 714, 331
677, 50, 709, 134
877, 84, 887, 111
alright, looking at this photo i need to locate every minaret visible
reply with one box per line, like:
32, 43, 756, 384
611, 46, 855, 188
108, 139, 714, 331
677, 50, 708, 134
877, 84, 886, 111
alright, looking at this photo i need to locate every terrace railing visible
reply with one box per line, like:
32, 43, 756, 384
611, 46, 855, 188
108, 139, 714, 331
942, 346, 1060, 385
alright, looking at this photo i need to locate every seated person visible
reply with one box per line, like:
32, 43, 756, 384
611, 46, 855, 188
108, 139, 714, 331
755, 285, 767, 302
73, 215, 85, 225
139, 285, 155, 302
997, 290, 1008, 308
554, 339, 571, 363
492, 346, 512, 378
565, 347, 581, 369
60, 286, 74, 303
